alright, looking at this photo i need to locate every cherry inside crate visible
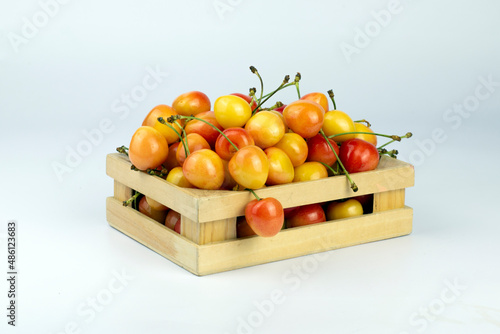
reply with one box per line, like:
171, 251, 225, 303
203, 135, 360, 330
106, 153, 414, 276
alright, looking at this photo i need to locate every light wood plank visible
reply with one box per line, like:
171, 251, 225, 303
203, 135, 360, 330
106, 197, 412, 276
107, 153, 414, 223
195, 156, 414, 222
106, 197, 199, 274
373, 189, 406, 212
114, 180, 132, 202
181, 216, 237, 245
106, 153, 415, 276
196, 207, 413, 275
107, 153, 201, 222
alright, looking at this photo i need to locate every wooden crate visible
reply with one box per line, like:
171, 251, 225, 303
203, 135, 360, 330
106, 153, 414, 276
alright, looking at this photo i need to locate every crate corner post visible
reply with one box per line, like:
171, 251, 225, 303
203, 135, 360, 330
181, 215, 237, 245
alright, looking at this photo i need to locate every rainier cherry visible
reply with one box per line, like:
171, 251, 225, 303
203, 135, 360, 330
273, 133, 308, 167
129, 126, 169, 171
322, 110, 356, 143
283, 100, 325, 139
245, 195, 284, 237
182, 149, 225, 190
228, 145, 269, 190
339, 138, 380, 173
353, 122, 377, 146
300, 92, 329, 114
172, 91, 211, 116
306, 134, 339, 166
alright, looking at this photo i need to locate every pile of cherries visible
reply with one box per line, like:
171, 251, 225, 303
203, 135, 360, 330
118, 67, 411, 238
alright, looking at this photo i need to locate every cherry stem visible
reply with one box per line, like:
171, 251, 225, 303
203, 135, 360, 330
249, 87, 257, 98
318, 161, 339, 176
354, 119, 371, 128
252, 74, 292, 113
146, 167, 168, 178
294, 72, 301, 99
260, 75, 291, 98
259, 85, 293, 100
123, 192, 140, 207
379, 148, 399, 158
250, 66, 264, 107
334, 162, 340, 174
116, 145, 129, 156
157, 117, 190, 156
247, 188, 262, 201
320, 129, 358, 192
377, 132, 413, 150
328, 131, 401, 141
130, 161, 167, 177
262, 101, 283, 111
167, 115, 240, 153
249, 87, 259, 114
248, 89, 260, 107
175, 120, 190, 156
327, 89, 337, 110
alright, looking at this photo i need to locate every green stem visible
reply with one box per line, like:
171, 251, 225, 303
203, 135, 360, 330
249, 88, 260, 115
377, 140, 393, 150
259, 83, 294, 100
379, 148, 399, 158
377, 132, 412, 150
250, 94, 259, 109
249, 87, 257, 103
253, 86, 286, 112
123, 192, 140, 207
327, 90, 337, 110
147, 167, 168, 178
262, 101, 283, 111
259, 75, 292, 99
320, 129, 358, 192
328, 131, 400, 141
247, 188, 261, 201
116, 145, 129, 156
157, 117, 190, 156
294, 72, 301, 99
177, 120, 190, 156
250, 66, 264, 106
354, 119, 371, 128
168, 115, 240, 153
318, 161, 339, 176
252, 75, 292, 113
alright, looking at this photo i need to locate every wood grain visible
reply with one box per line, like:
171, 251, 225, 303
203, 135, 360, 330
106, 196, 412, 276
107, 153, 414, 223
181, 216, 236, 245
106, 197, 199, 273
106, 153, 415, 276
374, 189, 406, 212
114, 180, 132, 202
196, 206, 413, 275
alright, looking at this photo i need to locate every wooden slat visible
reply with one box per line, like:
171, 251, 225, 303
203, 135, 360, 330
196, 206, 413, 275
106, 153, 415, 276
106, 154, 201, 222
181, 216, 237, 245
114, 180, 132, 202
106, 153, 414, 223
374, 189, 406, 212
194, 156, 414, 222
107, 196, 412, 276
106, 197, 199, 274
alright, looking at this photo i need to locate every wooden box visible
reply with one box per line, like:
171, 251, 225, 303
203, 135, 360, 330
106, 153, 414, 276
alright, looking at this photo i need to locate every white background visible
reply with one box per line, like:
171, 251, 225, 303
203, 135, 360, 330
1, 0, 500, 333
